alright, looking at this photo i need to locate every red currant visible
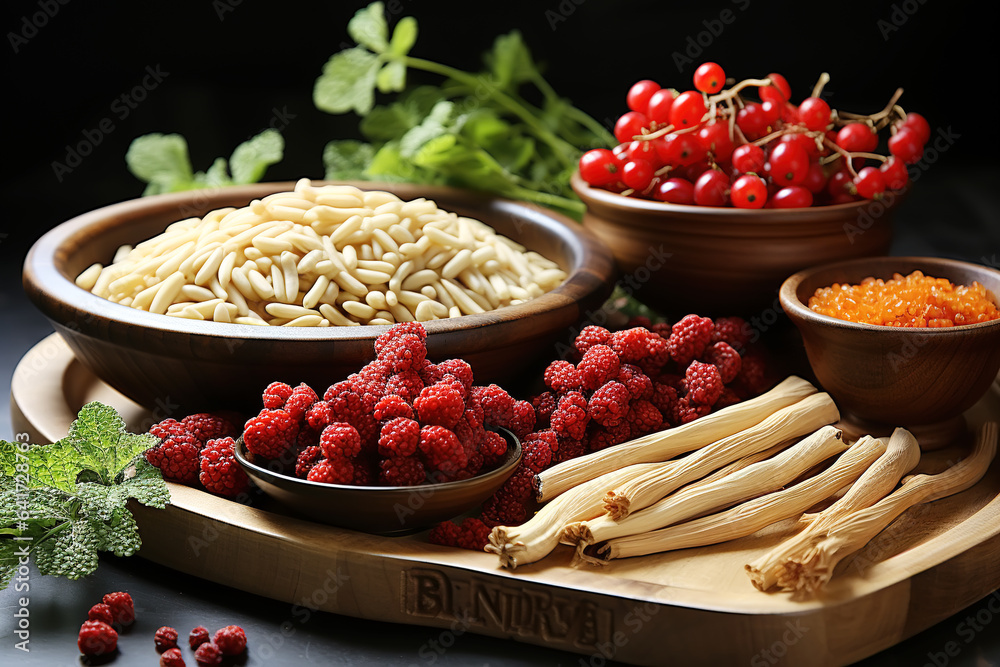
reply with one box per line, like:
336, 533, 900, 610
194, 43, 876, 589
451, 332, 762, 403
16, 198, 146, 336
730, 174, 768, 209
779, 132, 821, 159
887, 128, 923, 164
578, 149, 621, 187
879, 156, 909, 190
627, 80, 660, 114
759, 73, 791, 105
760, 100, 782, 125
654, 177, 695, 204
781, 103, 800, 124
646, 88, 678, 126
696, 121, 734, 162
770, 186, 813, 208
693, 62, 726, 94
827, 169, 853, 197
802, 162, 828, 194
736, 103, 769, 140
674, 133, 706, 166
901, 112, 930, 144
614, 111, 650, 144
669, 91, 707, 130
622, 159, 655, 191
731, 144, 766, 174
767, 141, 809, 186
853, 166, 886, 200
693, 169, 730, 206
836, 123, 878, 152
621, 139, 661, 167
798, 97, 831, 132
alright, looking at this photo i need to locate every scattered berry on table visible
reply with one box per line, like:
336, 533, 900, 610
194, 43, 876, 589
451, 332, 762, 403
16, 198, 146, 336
160, 647, 186, 667
188, 625, 210, 649
102, 591, 135, 626
145, 432, 201, 484
198, 437, 249, 498
213, 625, 247, 655
194, 640, 223, 666
87, 603, 114, 625
154, 626, 179, 652
78, 620, 117, 656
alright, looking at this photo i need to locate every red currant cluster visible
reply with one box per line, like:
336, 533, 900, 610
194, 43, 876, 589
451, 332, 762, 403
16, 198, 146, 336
578, 63, 929, 208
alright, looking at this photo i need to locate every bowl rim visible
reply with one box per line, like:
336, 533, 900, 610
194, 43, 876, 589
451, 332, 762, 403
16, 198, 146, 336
570, 170, 901, 219
233, 426, 522, 493
24, 180, 613, 342
779, 255, 1000, 334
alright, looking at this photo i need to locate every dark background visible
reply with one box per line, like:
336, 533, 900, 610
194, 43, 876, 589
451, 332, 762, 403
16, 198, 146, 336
2, 1, 1000, 665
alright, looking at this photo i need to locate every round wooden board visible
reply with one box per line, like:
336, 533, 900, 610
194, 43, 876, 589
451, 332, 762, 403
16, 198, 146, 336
12, 334, 1000, 666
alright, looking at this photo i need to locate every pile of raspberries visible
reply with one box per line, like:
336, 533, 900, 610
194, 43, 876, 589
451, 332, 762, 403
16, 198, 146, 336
242, 322, 533, 486
77, 591, 134, 657
430, 314, 772, 551
144, 413, 248, 499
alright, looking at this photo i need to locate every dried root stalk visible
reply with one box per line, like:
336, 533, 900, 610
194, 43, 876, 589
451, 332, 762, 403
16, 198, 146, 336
750, 422, 997, 595
746, 427, 921, 591
570, 424, 846, 562
605, 393, 841, 519
599, 435, 889, 562
536, 376, 818, 502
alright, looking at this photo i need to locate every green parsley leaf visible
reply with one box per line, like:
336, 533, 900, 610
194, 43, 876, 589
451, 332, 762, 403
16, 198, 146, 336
399, 101, 455, 158
125, 133, 194, 196
229, 129, 285, 184
347, 1, 389, 53
485, 31, 537, 92
376, 60, 407, 94
323, 140, 374, 180
314, 47, 381, 116
388, 16, 418, 56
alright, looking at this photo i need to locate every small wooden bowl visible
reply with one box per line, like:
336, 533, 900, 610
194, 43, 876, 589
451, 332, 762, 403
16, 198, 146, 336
24, 182, 614, 414
572, 172, 902, 318
780, 256, 1000, 442
234, 428, 521, 535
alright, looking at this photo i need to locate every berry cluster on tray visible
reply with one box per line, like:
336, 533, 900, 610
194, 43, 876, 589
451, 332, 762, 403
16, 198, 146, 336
578, 63, 930, 208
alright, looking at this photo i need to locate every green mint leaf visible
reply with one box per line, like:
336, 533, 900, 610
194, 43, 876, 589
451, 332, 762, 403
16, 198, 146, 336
348, 2, 388, 53
399, 101, 455, 158
202, 157, 234, 187
63, 402, 159, 485
376, 60, 406, 94
359, 103, 420, 142
388, 16, 418, 56
314, 47, 381, 116
485, 31, 537, 92
91, 510, 141, 558
118, 459, 170, 509
33, 520, 99, 580
125, 133, 195, 195
323, 140, 374, 180
229, 129, 284, 185
366, 141, 437, 182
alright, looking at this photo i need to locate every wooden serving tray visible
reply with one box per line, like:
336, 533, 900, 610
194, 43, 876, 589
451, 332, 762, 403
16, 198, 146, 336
12, 334, 1000, 666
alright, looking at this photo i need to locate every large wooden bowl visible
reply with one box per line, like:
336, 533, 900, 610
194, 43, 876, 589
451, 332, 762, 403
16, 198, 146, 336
572, 172, 901, 318
23, 182, 614, 414
780, 256, 1000, 428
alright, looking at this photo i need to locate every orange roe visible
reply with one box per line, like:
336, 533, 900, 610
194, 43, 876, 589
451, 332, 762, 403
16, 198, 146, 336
808, 270, 1000, 327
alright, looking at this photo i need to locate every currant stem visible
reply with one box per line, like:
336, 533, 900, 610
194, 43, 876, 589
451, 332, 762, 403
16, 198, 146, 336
708, 78, 772, 105
811, 72, 831, 99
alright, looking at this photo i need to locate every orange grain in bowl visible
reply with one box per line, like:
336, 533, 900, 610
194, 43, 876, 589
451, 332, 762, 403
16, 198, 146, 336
808, 270, 1000, 327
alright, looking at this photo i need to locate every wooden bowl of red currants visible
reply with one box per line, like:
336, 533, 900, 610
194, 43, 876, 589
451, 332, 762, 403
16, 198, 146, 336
572, 66, 928, 318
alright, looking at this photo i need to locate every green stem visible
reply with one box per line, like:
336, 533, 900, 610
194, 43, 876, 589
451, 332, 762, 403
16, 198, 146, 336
531, 73, 616, 148
400, 55, 578, 167
510, 185, 586, 215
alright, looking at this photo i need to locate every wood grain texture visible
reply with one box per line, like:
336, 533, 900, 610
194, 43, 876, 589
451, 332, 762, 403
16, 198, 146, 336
12, 335, 1000, 666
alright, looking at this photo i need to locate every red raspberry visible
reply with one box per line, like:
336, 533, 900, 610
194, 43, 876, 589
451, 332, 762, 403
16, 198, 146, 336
305, 400, 334, 431
319, 422, 362, 459
294, 446, 324, 478
307, 457, 355, 484
146, 432, 200, 484
102, 591, 135, 626
296, 425, 320, 449
78, 620, 117, 656
531, 391, 557, 427
462, 451, 485, 477
453, 417, 484, 457
428, 520, 462, 546
715, 387, 743, 410
375, 322, 427, 354
588, 421, 632, 452
650, 322, 672, 339
351, 364, 389, 412
437, 359, 474, 392
283, 383, 318, 420
323, 381, 366, 425
673, 396, 712, 424
437, 374, 469, 400
199, 437, 249, 498
87, 603, 113, 625
481, 490, 531, 526
610, 327, 656, 364
419, 426, 467, 477
353, 459, 376, 485
667, 315, 715, 366
374, 394, 415, 421
627, 399, 663, 436
189, 626, 210, 649
652, 384, 679, 425
149, 418, 189, 440
577, 344, 621, 392
455, 517, 492, 551
732, 352, 771, 397
574, 325, 612, 356
213, 625, 247, 655
543, 360, 582, 394
587, 381, 631, 427
521, 434, 553, 473
550, 391, 590, 440
507, 400, 536, 440
414, 384, 465, 428
386, 371, 424, 403
194, 641, 223, 666
243, 409, 299, 459
617, 364, 653, 400
155, 626, 179, 652
638, 334, 672, 375
379, 456, 426, 486
180, 413, 238, 446
379, 333, 427, 373
525, 429, 559, 454
160, 647, 185, 667
685, 361, 724, 406
702, 341, 742, 383
711, 316, 751, 351
476, 384, 516, 428
378, 417, 420, 457
480, 430, 509, 467
554, 435, 587, 463
417, 359, 445, 386
262, 381, 294, 409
